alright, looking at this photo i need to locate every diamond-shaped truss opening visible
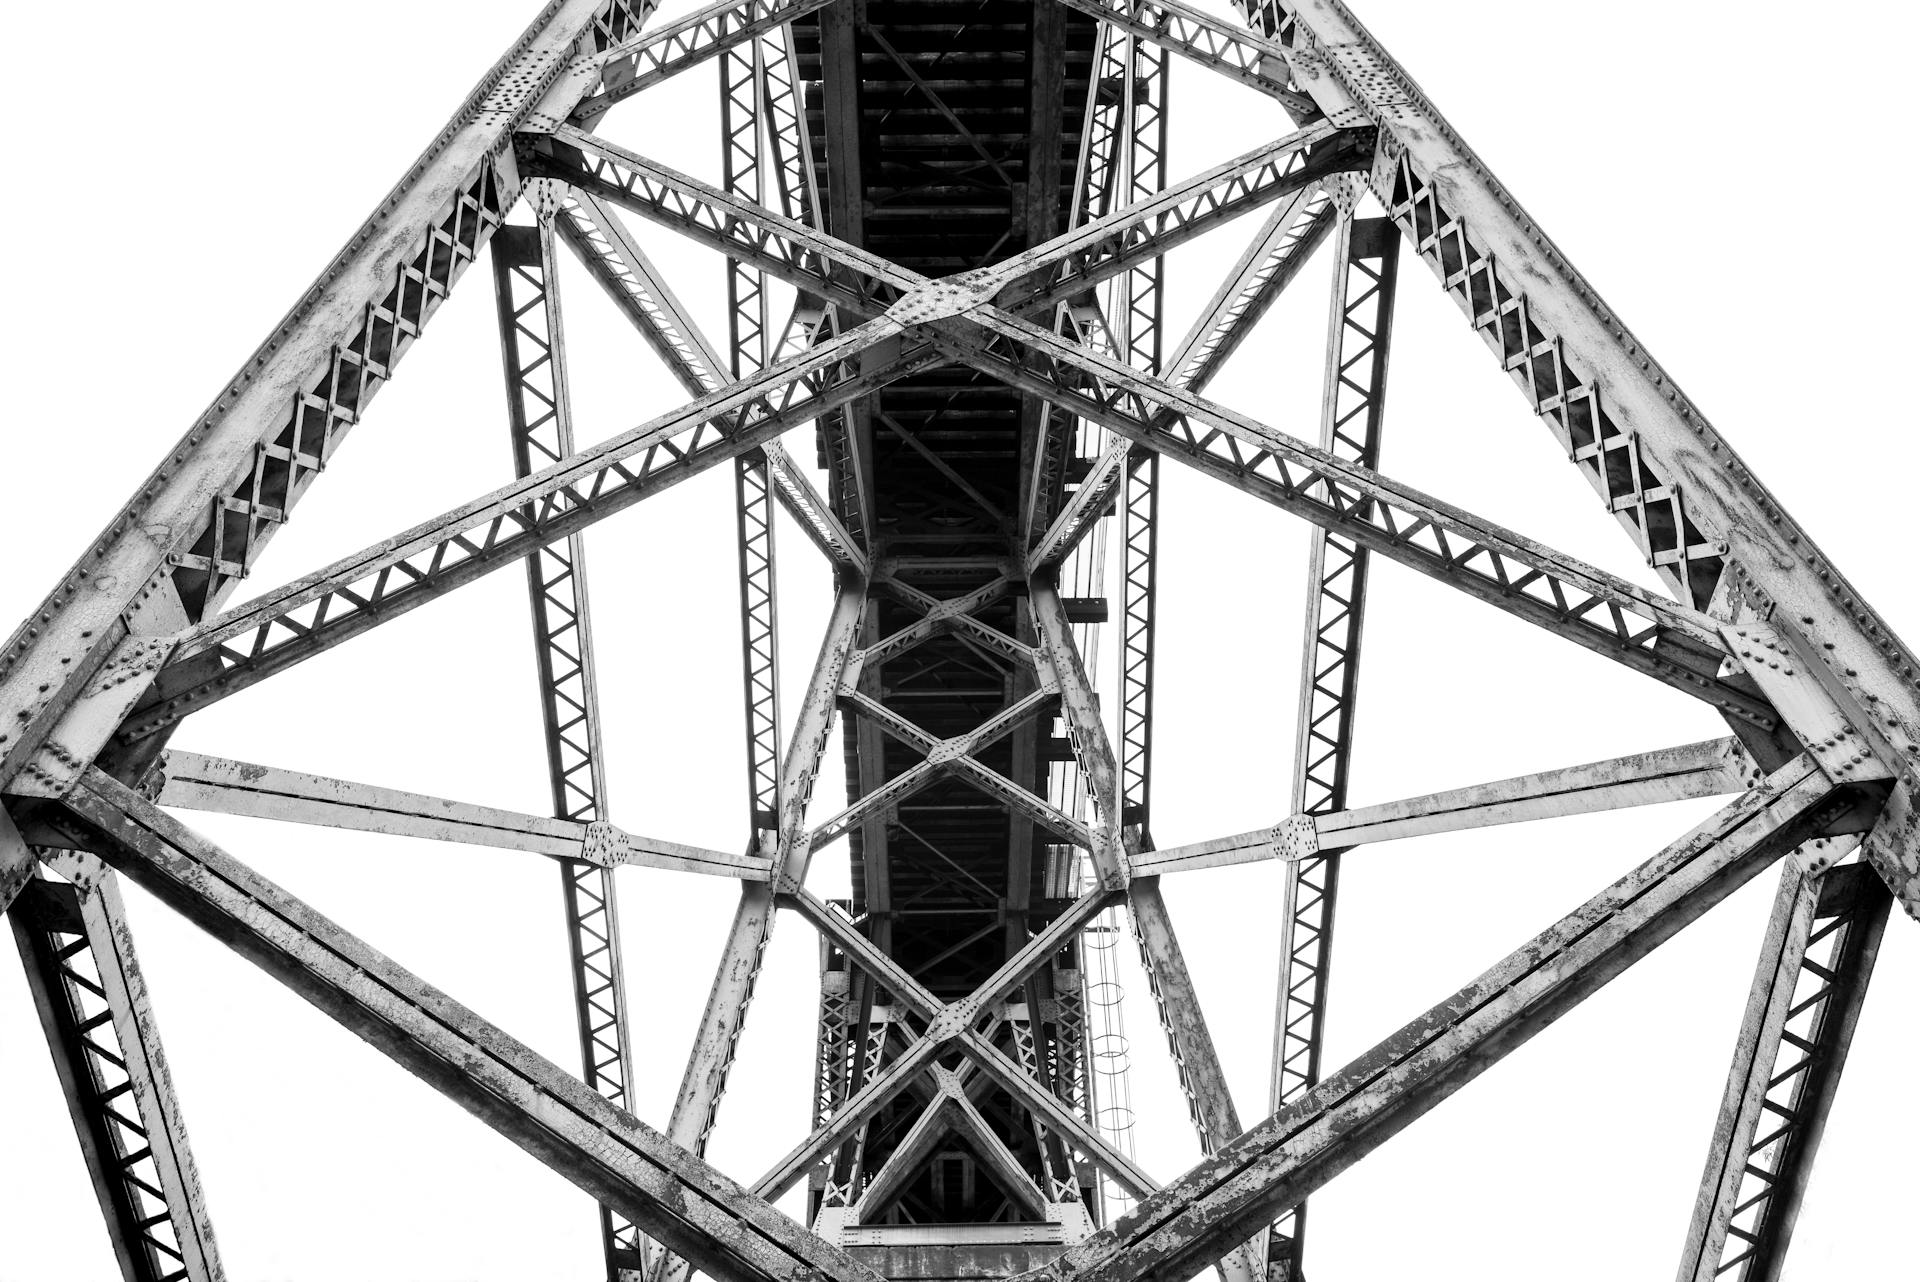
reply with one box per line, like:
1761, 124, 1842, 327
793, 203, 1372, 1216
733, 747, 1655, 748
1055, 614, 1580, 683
3, 3, 1915, 1282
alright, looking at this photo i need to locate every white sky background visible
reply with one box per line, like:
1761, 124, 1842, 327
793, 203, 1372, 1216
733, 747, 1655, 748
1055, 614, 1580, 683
1, 0, 1915, 1278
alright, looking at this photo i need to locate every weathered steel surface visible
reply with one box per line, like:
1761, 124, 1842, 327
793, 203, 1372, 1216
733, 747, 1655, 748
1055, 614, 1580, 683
1678, 847, 1891, 1282
1026, 757, 1852, 1282
0, 0, 658, 789
10, 851, 225, 1282
156, 751, 765, 877
55, 769, 882, 1282
3, 1, 1913, 1276
1139, 737, 1760, 875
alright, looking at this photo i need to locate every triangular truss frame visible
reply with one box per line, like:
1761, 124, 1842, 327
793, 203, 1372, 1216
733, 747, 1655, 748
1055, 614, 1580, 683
2, 3, 1913, 1282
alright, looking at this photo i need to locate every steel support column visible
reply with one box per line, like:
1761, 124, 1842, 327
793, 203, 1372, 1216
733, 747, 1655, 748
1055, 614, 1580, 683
8, 850, 223, 1282
1678, 850, 1892, 1282
1268, 197, 1398, 1276
490, 205, 640, 1279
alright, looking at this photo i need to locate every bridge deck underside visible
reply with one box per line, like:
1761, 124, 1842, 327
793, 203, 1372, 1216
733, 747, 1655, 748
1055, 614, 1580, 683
794, 0, 1103, 1230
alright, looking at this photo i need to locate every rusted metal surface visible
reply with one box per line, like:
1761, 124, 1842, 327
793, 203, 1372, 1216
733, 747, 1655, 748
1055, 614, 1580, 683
4, 1, 1915, 1277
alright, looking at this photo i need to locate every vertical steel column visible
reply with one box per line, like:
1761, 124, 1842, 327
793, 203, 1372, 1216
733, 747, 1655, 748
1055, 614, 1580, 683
1115, 32, 1169, 835
1678, 851, 1892, 1282
488, 206, 638, 1281
721, 33, 784, 835
9, 850, 224, 1282
1267, 193, 1400, 1279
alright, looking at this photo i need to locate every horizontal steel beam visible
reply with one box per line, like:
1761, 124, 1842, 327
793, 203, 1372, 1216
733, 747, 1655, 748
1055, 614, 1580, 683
1036, 756, 1851, 1282
155, 751, 766, 878
51, 768, 878, 1282
1138, 736, 1759, 874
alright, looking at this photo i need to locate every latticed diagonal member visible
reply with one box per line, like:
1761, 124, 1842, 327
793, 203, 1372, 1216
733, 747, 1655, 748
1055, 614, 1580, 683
9, 851, 224, 1282
1679, 847, 1893, 1282
489, 207, 639, 1279
1268, 195, 1399, 1278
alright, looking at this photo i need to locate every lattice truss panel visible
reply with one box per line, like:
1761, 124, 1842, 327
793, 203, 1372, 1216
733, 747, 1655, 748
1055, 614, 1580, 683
1, 2, 1913, 1282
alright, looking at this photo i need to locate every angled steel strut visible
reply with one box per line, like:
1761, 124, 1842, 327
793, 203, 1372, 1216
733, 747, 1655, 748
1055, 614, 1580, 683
3, 1, 1914, 1279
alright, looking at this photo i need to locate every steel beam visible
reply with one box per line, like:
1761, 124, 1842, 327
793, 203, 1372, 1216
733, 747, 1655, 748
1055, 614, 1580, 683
570, 0, 836, 119
496, 145, 1767, 738
1055, 0, 1315, 116
1678, 849, 1892, 1282
552, 192, 860, 575
935, 309, 1770, 727
524, 124, 1366, 328
1033, 756, 1853, 1282
47, 770, 880, 1282
0, 804, 31, 914
491, 208, 644, 1279
995, 130, 1366, 316
662, 589, 866, 1171
1232, 0, 1920, 915
1163, 186, 1337, 394
123, 320, 931, 739
9, 849, 224, 1282
154, 751, 765, 878
1266, 199, 1394, 1278
0, 0, 659, 789
1032, 581, 1260, 1281
1138, 736, 1759, 875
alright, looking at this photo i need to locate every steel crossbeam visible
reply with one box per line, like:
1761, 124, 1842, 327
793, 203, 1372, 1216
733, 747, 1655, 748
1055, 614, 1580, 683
155, 750, 765, 877
1056, 0, 1316, 117
1137, 737, 1759, 876
504, 140, 1773, 729
118, 321, 934, 740
935, 310, 1772, 726
1031, 755, 1856, 1282
551, 192, 861, 573
43, 770, 883, 1282
1678, 848, 1892, 1282
8, 849, 224, 1282
525, 124, 1369, 327
766, 880, 1154, 1201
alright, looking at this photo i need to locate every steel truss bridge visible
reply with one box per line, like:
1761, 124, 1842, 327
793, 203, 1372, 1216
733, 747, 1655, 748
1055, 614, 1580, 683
2, 1, 1913, 1280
